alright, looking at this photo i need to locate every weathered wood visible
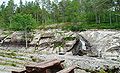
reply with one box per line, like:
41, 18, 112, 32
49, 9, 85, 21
57, 66, 76, 73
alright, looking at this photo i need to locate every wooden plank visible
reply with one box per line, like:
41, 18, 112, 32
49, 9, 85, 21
57, 66, 76, 73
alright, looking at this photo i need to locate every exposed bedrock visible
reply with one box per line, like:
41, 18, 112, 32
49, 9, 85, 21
69, 34, 98, 57
77, 30, 120, 60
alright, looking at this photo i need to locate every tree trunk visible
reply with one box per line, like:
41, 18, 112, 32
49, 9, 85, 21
9, 17, 12, 29
109, 11, 112, 24
95, 13, 98, 24
116, 15, 118, 23
98, 15, 101, 24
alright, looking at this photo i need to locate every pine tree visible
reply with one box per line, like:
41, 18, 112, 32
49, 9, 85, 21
3, 0, 15, 28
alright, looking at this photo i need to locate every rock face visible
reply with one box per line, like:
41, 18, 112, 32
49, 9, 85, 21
67, 34, 98, 56
29, 29, 77, 54
35, 54, 120, 73
1, 29, 120, 73
68, 36, 90, 56
1, 29, 120, 60
79, 30, 120, 60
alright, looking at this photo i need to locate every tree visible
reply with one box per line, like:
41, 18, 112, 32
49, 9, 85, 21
0, 2, 6, 28
44, 0, 52, 24
41, 0, 47, 24
58, 0, 67, 22
20, 0, 23, 9
34, 0, 41, 23
0, 0, 119, 31
51, 2, 59, 23
11, 13, 37, 48
70, 0, 80, 23
4, 0, 15, 26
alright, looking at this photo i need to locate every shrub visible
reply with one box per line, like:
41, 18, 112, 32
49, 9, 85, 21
98, 69, 107, 73
63, 23, 120, 31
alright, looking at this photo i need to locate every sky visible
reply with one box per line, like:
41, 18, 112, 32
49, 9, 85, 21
0, 0, 61, 5
0, 0, 32, 5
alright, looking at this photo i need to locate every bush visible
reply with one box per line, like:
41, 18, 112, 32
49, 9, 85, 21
10, 13, 37, 31
63, 23, 120, 31
98, 69, 107, 73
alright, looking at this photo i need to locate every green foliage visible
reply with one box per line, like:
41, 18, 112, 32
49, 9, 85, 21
53, 42, 64, 48
11, 63, 17, 67
98, 69, 107, 73
0, 0, 119, 30
30, 56, 38, 62
63, 23, 120, 31
64, 37, 75, 41
9, 52, 16, 56
32, 58, 37, 62
0, 51, 16, 58
11, 13, 37, 31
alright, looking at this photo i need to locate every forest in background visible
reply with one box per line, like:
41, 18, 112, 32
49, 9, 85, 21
0, 0, 120, 31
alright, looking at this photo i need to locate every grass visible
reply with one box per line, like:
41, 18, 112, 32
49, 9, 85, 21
53, 42, 64, 48
98, 69, 107, 73
0, 51, 17, 58
38, 23, 64, 30
38, 22, 120, 31
0, 50, 29, 61
63, 23, 120, 31
30, 56, 44, 62
64, 37, 76, 41
0, 62, 16, 67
